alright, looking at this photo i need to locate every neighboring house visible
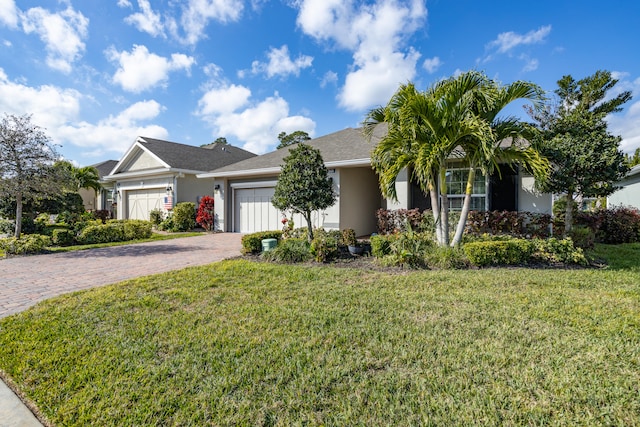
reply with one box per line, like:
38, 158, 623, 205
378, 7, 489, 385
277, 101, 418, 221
198, 127, 553, 236
607, 164, 640, 209
103, 137, 256, 221
79, 160, 118, 215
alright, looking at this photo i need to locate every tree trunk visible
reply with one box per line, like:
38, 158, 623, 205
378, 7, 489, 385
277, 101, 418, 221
14, 191, 22, 238
451, 168, 475, 247
429, 184, 442, 245
564, 191, 574, 236
437, 169, 450, 246
304, 211, 314, 242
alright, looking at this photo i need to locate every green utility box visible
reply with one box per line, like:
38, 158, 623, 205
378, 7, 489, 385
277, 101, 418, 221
261, 238, 277, 252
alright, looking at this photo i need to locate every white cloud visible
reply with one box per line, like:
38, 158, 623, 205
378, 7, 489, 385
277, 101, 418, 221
173, 0, 244, 45
295, 0, 427, 111
0, 68, 167, 158
20, 5, 89, 73
117, 0, 132, 7
57, 101, 169, 157
123, 0, 164, 38
106, 45, 195, 93
197, 83, 316, 154
251, 45, 313, 78
606, 76, 640, 153
487, 25, 551, 54
0, 0, 18, 28
320, 71, 338, 88
520, 55, 539, 72
422, 56, 442, 74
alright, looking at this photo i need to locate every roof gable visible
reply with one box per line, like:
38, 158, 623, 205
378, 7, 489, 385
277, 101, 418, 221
108, 136, 257, 177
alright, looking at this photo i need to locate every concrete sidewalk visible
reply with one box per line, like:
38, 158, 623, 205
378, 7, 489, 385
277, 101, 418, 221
0, 233, 243, 426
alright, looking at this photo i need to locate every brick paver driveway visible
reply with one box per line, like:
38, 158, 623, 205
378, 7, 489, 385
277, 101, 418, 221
0, 233, 243, 318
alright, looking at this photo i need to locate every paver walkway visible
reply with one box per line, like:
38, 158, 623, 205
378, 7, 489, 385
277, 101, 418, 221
0, 233, 243, 427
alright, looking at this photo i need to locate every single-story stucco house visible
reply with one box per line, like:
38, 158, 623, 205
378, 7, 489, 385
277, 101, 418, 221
607, 164, 640, 209
103, 137, 256, 221
198, 127, 552, 236
79, 159, 118, 215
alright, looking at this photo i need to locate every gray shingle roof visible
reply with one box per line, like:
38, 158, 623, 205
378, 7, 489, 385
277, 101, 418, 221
90, 160, 118, 178
137, 137, 256, 171
208, 126, 384, 174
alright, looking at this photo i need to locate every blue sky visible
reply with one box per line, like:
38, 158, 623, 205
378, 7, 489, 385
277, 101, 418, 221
1, 0, 639, 166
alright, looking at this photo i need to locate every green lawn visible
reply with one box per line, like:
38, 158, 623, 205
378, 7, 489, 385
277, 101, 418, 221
0, 245, 639, 425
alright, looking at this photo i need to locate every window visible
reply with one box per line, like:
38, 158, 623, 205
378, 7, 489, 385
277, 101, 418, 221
446, 168, 487, 211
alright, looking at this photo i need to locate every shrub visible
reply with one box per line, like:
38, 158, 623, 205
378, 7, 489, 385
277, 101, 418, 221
119, 220, 153, 240
370, 234, 394, 258
157, 215, 174, 232
464, 239, 535, 267
532, 238, 587, 266
377, 230, 433, 268
568, 226, 595, 249
94, 210, 111, 223
52, 229, 76, 246
241, 231, 283, 254
172, 202, 196, 232
310, 235, 338, 263
424, 246, 469, 269
78, 224, 125, 244
262, 238, 312, 263
0, 218, 15, 235
149, 209, 164, 227
0, 234, 52, 255
341, 228, 357, 246
196, 196, 216, 231
595, 207, 640, 244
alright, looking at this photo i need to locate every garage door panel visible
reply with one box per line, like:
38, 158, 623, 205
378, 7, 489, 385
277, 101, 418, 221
127, 189, 165, 221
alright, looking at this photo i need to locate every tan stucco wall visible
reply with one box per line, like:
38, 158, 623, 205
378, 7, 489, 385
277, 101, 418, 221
176, 174, 214, 205
385, 168, 410, 210
338, 167, 381, 236
124, 150, 162, 171
79, 188, 96, 211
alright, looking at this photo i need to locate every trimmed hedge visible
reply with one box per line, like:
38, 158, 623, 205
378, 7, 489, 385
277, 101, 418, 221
0, 234, 52, 255
464, 240, 535, 267
52, 229, 76, 246
241, 231, 283, 254
77, 220, 152, 244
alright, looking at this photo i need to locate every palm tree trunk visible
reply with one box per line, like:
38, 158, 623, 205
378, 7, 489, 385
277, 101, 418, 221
428, 183, 442, 244
438, 168, 449, 246
451, 168, 475, 247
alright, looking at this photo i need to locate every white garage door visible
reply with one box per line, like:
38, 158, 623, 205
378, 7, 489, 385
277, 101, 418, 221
235, 187, 281, 233
127, 189, 164, 220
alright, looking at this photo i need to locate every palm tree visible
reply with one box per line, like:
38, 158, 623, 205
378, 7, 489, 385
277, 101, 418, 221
364, 71, 548, 246
450, 79, 549, 245
73, 166, 101, 193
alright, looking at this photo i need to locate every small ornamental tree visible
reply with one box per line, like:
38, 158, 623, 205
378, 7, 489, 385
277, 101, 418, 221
196, 196, 215, 231
272, 144, 336, 242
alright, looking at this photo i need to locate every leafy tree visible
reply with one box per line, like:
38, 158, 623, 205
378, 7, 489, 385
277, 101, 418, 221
528, 70, 631, 234
196, 196, 216, 231
364, 71, 546, 246
214, 137, 228, 145
626, 148, 640, 167
54, 160, 101, 192
0, 114, 62, 237
272, 144, 336, 241
277, 130, 311, 150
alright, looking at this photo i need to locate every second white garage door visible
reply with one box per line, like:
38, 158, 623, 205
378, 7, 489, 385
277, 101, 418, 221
127, 189, 165, 220
234, 187, 280, 233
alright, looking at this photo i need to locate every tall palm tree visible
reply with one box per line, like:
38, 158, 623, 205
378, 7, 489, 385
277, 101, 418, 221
364, 72, 492, 245
450, 79, 549, 246
364, 71, 548, 246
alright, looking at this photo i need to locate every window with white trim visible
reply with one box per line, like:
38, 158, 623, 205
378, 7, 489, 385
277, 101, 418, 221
446, 168, 487, 211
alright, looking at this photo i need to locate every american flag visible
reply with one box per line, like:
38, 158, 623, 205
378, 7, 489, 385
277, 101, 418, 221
164, 195, 173, 210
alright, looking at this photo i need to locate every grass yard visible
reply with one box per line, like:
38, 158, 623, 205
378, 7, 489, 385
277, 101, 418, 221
0, 245, 639, 425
